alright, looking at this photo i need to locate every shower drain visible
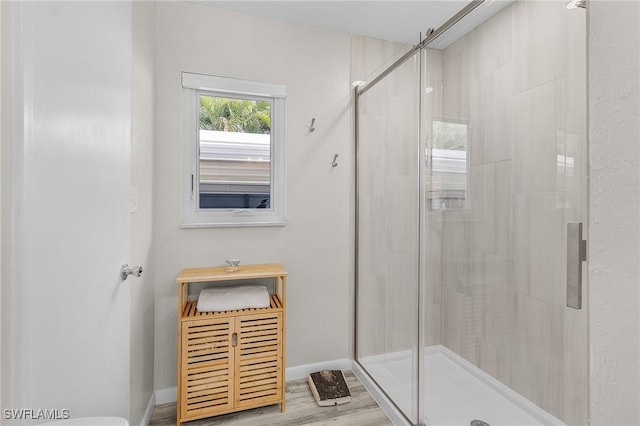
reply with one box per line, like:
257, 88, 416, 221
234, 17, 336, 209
470, 421, 491, 426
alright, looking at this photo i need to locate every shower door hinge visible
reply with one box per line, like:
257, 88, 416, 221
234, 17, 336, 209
567, 222, 587, 309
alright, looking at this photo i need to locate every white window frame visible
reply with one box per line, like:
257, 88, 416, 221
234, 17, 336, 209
181, 72, 286, 227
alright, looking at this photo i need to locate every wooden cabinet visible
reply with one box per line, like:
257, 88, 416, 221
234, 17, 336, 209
176, 263, 287, 424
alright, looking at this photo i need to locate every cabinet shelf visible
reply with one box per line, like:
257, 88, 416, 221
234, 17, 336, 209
181, 294, 284, 320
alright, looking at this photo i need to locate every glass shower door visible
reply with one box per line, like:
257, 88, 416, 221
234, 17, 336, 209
355, 51, 421, 424
421, 2, 588, 425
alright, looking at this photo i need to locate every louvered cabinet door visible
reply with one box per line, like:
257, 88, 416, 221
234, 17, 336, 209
180, 318, 234, 420
234, 312, 283, 409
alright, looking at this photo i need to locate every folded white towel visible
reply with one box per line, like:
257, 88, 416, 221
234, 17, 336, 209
196, 285, 270, 312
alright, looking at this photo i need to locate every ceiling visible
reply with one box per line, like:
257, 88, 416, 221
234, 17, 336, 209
190, 1, 473, 44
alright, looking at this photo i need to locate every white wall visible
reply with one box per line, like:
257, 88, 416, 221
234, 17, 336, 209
153, 2, 352, 391
131, 2, 156, 425
589, 1, 640, 425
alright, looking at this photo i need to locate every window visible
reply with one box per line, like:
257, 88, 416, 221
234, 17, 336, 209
427, 119, 469, 210
181, 73, 286, 227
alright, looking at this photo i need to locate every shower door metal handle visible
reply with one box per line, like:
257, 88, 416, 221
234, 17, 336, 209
567, 223, 587, 309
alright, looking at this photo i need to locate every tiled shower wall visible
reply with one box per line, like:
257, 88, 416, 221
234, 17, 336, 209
433, 2, 588, 424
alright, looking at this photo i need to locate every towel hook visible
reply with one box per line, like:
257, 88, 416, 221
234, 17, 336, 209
332, 154, 339, 168
307, 117, 316, 132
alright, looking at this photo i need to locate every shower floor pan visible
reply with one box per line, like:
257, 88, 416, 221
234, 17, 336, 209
358, 345, 565, 426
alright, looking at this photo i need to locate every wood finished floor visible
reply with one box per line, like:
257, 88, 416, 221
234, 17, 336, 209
149, 371, 393, 426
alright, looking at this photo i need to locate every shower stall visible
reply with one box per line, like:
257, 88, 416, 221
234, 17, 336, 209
353, 1, 588, 425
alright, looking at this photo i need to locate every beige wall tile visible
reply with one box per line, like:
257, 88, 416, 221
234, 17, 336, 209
436, 2, 587, 424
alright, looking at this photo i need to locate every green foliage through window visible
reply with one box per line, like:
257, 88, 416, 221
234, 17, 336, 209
199, 95, 271, 134
433, 120, 467, 151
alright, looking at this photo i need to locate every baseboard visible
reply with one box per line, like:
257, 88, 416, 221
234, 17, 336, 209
140, 392, 155, 426
285, 358, 352, 381
152, 358, 352, 406
154, 387, 177, 405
